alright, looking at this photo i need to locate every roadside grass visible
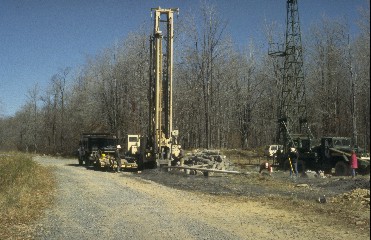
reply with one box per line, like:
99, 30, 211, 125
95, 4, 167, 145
0, 152, 55, 238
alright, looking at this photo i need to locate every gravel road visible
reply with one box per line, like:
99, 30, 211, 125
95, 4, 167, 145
31, 156, 369, 240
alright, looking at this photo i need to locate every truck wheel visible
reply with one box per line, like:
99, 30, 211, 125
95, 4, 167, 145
94, 161, 101, 171
85, 158, 89, 168
334, 161, 350, 176
148, 161, 157, 169
366, 165, 370, 175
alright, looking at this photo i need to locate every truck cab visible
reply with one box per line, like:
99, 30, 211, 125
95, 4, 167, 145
264, 145, 283, 157
127, 135, 140, 155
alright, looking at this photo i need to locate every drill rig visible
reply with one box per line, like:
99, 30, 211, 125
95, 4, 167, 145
136, 7, 181, 169
267, 1, 370, 176
268, 0, 313, 168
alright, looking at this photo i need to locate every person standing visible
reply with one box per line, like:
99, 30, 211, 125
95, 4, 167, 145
289, 147, 299, 177
115, 145, 122, 173
350, 150, 358, 178
78, 145, 85, 165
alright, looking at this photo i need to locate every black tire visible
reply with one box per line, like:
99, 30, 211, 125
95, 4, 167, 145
334, 161, 350, 176
94, 161, 101, 171
85, 157, 90, 168
359, 164, 370, 175
137, 160, 144, 171
142, 160, 156, 169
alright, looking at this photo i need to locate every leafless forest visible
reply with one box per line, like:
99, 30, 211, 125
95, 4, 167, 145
0, 3, 369, 155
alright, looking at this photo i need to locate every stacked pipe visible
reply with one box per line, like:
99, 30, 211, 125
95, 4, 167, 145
183, 149, 233, 171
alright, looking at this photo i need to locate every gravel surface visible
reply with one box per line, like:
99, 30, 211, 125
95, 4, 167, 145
30, 156, 370, 240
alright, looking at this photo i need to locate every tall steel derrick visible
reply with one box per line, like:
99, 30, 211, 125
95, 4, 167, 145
269, 0, 312, 152
148, 7, 179, 164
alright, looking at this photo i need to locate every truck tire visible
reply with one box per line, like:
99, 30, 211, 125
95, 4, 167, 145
84, 157, 90, 167
359, 164, 370, 175
334, 161, 350, 176
94, 161, 101, 171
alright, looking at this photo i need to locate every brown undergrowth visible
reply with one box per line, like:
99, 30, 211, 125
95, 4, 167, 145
0, 152, 55, 239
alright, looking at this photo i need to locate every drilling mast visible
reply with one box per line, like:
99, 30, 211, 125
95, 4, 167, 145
269, 0, 312, 153
147, 7, 180, 167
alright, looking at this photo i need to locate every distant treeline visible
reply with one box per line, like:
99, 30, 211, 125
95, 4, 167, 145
0, 3, 369, 155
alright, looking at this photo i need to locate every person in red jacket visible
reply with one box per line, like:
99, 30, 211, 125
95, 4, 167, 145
350, 150, 358, 178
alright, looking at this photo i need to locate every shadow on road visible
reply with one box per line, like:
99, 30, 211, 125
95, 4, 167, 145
65, 163, 139, 174
65, 163, 81, 167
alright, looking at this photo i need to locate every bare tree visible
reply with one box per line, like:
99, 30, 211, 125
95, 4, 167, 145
175, 2, 229, 149
307, 16, 351, 137
353, 2, 370, 151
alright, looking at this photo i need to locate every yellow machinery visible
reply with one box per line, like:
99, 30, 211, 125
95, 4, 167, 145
94, 135, 141, 171
122, 135, 140, 169
95, 153, 115, 170
136, 7, 182, 169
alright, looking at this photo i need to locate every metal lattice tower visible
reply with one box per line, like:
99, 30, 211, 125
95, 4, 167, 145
269, 0, 311, 152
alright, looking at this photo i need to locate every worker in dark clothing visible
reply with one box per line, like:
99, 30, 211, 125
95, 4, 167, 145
289, 147, 299, 177
115, 145, 122, 172
78, 146, 85, 165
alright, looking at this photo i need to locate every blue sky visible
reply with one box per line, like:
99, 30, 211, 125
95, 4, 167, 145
0, 0, 368, 117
